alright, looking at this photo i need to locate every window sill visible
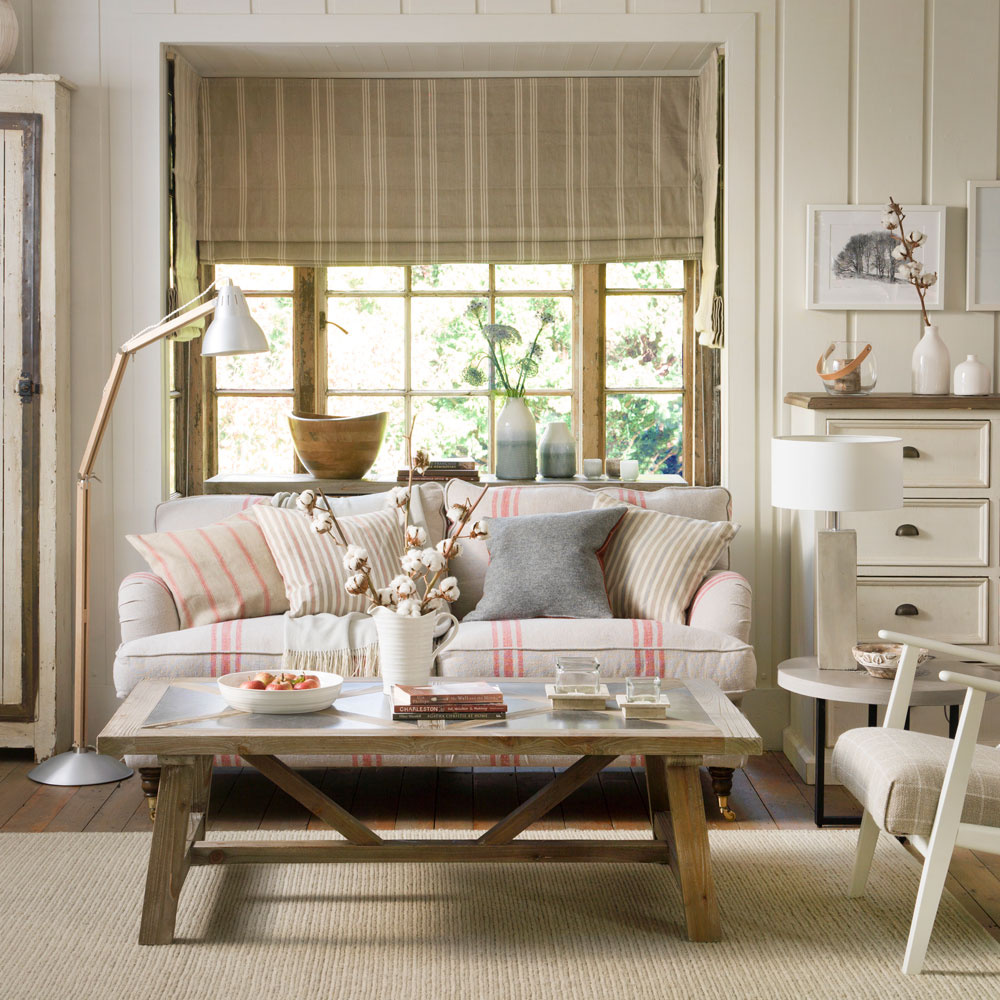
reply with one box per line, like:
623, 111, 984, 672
203, 473, 686, 495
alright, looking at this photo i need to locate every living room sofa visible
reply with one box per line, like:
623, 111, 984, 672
114, 481, 756, 819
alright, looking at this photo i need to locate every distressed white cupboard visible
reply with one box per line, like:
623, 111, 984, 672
0, 76, 72, 760
783, 392, 1000, 781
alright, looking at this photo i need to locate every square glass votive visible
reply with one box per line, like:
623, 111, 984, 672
626, 676, 661, 703
555, 657, 601, 694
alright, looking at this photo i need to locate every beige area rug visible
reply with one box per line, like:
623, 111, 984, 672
1, 829, 997, 1000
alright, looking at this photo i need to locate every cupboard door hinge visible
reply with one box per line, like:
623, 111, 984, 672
16, 372, 40, 403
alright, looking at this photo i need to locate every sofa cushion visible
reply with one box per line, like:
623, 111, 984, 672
254, 504, 404, 617
445, 480, 733, 618
126, 510, 289, 629
464, 507, 626, 622
437, 617, 756, 696
592, 492, 738, 624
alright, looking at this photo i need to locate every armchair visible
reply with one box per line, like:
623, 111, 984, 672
832, 629, 1000, 974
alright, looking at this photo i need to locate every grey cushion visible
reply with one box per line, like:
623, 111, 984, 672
463, 507, 626, 622
833, 726, 1000, 837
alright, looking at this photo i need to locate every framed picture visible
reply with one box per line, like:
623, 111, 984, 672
806, 204, 945, 310
967, 180, 1000, 310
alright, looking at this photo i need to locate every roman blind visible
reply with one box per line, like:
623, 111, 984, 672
196, 76, 707, 265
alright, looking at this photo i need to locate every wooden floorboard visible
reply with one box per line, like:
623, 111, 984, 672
10, 750, 998, 942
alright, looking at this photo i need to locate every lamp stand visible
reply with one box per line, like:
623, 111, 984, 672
816, 523, 858, 671
29, 298, 218, 786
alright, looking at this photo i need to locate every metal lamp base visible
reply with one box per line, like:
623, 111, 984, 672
28, 746, 133, 786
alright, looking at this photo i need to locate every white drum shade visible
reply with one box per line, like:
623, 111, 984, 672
771, 435, 903, 512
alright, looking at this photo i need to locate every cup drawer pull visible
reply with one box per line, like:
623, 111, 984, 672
894, 603, 919, 617
902, 445, 920, 459
895, 524, 920, 537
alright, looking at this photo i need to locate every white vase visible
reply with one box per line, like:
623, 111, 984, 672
0, 1, 17, 72
371, 606, 460, 694
911, 324, 950, 395
495, 396, 537, 480
953, 354, 991, 396
538, 421, 576, 479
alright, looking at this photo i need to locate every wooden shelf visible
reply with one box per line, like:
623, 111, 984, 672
785, 392, 1000, 410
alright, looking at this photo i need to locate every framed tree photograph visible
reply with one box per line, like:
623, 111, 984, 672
967, 180, 1000, 310
806, 204, 945, 310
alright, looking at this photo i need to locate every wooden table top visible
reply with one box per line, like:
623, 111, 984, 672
97, 677, 762, 760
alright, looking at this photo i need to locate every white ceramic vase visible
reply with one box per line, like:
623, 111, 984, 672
371, 606, 460, 694
538, 421, 576, 479
953, 354, 991, 396
911, 324, 950, 395
495, 396, 537, 480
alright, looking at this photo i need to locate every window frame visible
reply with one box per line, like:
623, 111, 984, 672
173, 259, 701, 494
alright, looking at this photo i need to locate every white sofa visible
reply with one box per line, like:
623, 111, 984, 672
115, 481, 756, 817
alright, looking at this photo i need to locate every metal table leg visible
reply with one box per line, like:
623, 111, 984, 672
813, 698, 862, 827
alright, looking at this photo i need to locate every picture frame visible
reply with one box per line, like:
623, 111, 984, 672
966, 180, 1000, 310
806, 204, 945, 311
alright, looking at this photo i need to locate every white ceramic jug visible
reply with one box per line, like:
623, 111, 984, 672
371, 606, 460, 694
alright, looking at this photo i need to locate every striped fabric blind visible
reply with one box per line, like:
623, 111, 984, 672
196, 76, 705, 265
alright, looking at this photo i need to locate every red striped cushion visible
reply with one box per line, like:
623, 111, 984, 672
127, 509, 288, 629
592, 492, 738, 624
253, 504, 404, 617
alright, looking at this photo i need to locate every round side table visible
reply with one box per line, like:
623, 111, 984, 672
777, 655, 998, 827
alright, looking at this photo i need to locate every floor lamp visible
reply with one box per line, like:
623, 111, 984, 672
29, 279, 269, 786
771, 435, 903, 671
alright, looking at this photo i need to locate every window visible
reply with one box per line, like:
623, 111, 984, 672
172, 259, 706, 492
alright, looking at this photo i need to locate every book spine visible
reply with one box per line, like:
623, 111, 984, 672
404, 695, 505, 705
393, 703, 507, 714
393, 712, 507, 721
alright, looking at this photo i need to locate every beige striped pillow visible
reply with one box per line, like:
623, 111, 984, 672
127, 508, 289, 630
253, 504, 404, 618
592, 492, 738, 624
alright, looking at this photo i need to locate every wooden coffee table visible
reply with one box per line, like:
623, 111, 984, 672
97, 677, 761, 946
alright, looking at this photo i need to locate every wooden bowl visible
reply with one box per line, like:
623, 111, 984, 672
288, 411, 388, 479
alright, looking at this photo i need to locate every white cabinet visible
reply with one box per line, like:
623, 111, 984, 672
0, 76, 72, 760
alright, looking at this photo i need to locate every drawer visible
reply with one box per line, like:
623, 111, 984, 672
856, 577, 989, 645
841, 499, 989, 567
826, 418, 990, 488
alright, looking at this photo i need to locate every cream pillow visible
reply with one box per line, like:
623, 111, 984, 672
253, 504, 404, 617
592, 492, 738, 624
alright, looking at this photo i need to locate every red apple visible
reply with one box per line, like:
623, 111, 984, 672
266, 680, 293, 691
254, 672, 275, 686
294, 677, 320, 690
239, 679, 266, 690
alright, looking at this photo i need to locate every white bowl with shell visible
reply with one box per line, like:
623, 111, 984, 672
852, 643, 931, 680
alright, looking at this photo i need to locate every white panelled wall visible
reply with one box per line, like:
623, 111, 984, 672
8, 0, 1000, 752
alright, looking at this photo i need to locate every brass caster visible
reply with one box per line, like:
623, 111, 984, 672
146, 797, 157, 822
718, 797, 736, 822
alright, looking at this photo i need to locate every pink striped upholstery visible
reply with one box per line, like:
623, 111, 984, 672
253, 504, 404, 617
127, 510, 288, 629
592, 492, 738, 624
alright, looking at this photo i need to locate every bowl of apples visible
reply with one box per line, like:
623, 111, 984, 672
217, 670, 343, 715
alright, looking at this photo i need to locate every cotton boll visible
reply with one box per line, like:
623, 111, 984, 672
343, 544, 370, 572
404, 524, 428, 549
391, 574, 418, 598
438, 577, 460, 602
396, 598, 423, 617
296, 489, 317, 512
446, 503, 469, 524
386, 486, 410, 509
437, 538, 461, 559
344, 573, 368, 596
400, 550, 425, 576
420, 548, 447, 573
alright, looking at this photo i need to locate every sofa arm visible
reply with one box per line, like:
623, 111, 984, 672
119, 572, 180, 642
687, 570, 752, 643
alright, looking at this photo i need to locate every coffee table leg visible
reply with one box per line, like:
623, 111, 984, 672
139, 757, 196, 945
661, 759, 721, 942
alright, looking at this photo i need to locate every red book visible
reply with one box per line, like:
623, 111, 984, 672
392, 712, 507, 722
393, 682, 504, 706
393, 703, 508, 715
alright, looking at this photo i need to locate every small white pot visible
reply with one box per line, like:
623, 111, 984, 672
911, 324, 950, 395
371, 606, 460, 694
953, 354, 991, 395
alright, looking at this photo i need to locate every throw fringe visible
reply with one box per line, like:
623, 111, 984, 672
283, 643, 380, 678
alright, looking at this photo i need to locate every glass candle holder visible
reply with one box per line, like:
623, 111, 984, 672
626, 676, 661, 703
816, 341, 877, 395
555, 656, 601, 694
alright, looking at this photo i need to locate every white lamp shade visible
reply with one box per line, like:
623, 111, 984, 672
201, 278, 269, 356
771, 435, 903, 512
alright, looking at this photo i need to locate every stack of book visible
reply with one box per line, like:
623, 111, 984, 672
392, 682, 507, 721
397, 458, 480, 483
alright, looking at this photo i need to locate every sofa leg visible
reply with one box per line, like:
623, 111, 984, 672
139, 767, 161, 822
708, 766, 736, 822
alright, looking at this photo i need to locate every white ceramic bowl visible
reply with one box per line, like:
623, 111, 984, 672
217, 670, 343, 715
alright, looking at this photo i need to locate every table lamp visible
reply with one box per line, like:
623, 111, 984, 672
772, 435, 903, 670
29, 279, 269, 786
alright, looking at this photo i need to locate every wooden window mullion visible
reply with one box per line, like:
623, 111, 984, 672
292, 266, 325, 473
682, 258, 696, 482
577, 262, 605, 464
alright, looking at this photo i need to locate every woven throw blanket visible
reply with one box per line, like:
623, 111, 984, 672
283, 611, 379, 676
